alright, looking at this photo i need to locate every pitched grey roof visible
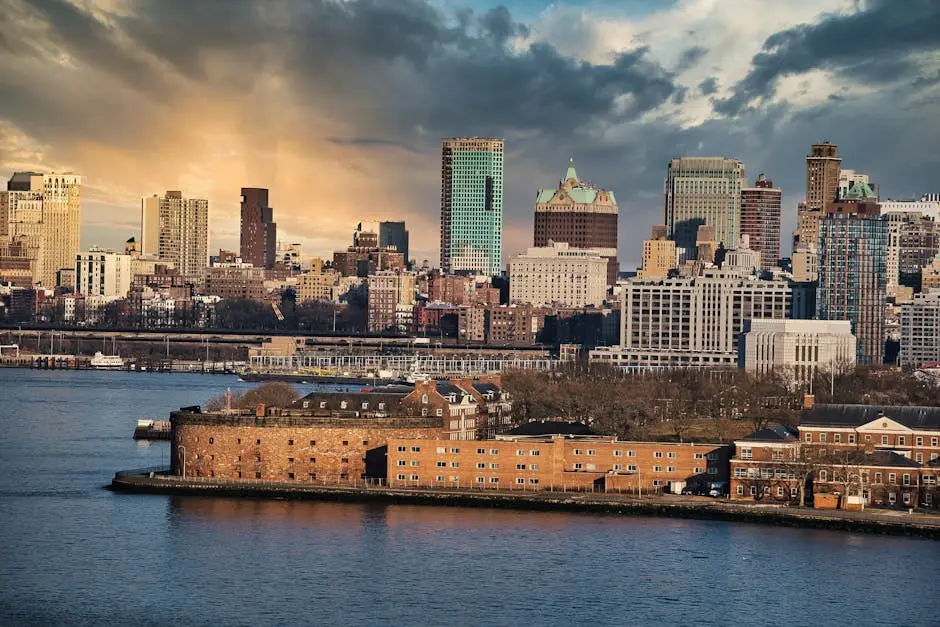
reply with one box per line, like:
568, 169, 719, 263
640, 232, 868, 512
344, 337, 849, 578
506, 421, 596, 436
435, 381, 469, 400
801, 404, 940, 429
741, 425, 799, 442
471, 382, 501, 396
843, 450, 922, 469
294, 391, 407, 413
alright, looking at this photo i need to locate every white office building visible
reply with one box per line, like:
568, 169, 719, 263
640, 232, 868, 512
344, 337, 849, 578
509, 242, 607, 308
741, 319, 856, 383
75, 247, 132, 298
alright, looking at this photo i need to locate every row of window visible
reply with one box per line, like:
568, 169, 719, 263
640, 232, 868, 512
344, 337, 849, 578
395, 474, 539, 485
806, 433, 940, 446
207, 438, 366, 447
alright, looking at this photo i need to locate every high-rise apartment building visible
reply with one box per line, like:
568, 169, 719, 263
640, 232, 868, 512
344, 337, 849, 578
816, 200, 887, 365
589, 268, 791, 368
143, 191, 209, 279
664, 157, 745, 257
240, 188, 277, 269
740, 174, 782, 269
440, 138, 504, 275
794, 141, 841, 251
1, 171, 82, 287
508, 242, 607, 308
901, 290, 940, 368
885, 212, 940, 290
534, 159, 619, 286
379, 221, 410, 267
367, 270, 416, 333
638, 225, 676, 280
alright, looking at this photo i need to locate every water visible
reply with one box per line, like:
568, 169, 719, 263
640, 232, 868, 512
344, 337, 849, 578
0, 370, 937, 626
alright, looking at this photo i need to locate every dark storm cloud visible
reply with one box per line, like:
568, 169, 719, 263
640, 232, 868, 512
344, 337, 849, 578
675, 46, 707, 72
698, 77, 718, 96
715, 0, 940, 115
327, 137, 418, 153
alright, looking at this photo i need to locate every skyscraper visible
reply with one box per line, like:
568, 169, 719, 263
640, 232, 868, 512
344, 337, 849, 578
379, 221, 410, 267
816, 199, 887, 365
240, 188, 277, 269
664, 157, 744, 258
794, 141, 842, 252
143, 191, 209, 278
440, 138, 503, 275
534, 158, 619, 286
740, 173, 782, 270
1, 171, 81, 287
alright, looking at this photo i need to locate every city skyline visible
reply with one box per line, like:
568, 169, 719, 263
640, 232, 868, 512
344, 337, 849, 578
1, 1, 939, 267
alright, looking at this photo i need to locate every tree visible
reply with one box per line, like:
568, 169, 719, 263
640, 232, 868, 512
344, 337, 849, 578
204, 382, 300, 412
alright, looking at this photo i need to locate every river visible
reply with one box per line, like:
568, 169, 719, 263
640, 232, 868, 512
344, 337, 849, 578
0, 369, 936, 626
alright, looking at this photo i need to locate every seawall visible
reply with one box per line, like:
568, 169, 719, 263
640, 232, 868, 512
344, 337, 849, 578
109, 471, 940, 540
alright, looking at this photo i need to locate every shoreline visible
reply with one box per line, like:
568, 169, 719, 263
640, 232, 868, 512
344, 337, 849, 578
109, 471, 940, 540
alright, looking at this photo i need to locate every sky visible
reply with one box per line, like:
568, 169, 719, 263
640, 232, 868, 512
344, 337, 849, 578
1, 0, 939, 269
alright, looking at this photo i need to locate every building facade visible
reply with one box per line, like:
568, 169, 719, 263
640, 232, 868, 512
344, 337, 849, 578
885, 212, 939, 290
739, 174, 781, 269
508, 242, 607, 308
387, 436, 729, 493
440, 138, 504, 275
741, 319, 856, 382
900, 290, 940, 368
1, 171, 82, 287
74, 247, 132, 299
142, 191, 209, 279
378, 221, 410, 267
590, 269, 791, 368
816, 201, 887, 365
367, 271, 416, 333
240, 188, 277, 269
664, 157, 745, 257
534, 159, 619, 286
638, 225, 676, 280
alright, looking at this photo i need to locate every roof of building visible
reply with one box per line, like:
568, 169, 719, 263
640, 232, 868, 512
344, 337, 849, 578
535, 160, 617, 205
843, 180, 877, 200
740, 425, 799, 442
506, 420, 597, 436
471, 381, 502, 397
565, 157, 578, 183
842, 450, 922, 469
801, 404, 940, 430
293, 391, 408, 413
435, 381, 472, 401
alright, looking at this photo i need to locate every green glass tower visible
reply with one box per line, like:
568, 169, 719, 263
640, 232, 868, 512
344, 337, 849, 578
440, 137, 504, 275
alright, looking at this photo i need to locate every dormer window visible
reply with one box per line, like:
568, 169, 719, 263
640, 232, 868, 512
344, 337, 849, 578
303, 401, 310, 408
422, 394, 428, 404
319, 401, 327, 409
340, 401, 348, 409
362, 402, 369, 410
379, 402, 385, 410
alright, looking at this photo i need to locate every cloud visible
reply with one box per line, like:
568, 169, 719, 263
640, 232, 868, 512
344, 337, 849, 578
715, 0, 940, 115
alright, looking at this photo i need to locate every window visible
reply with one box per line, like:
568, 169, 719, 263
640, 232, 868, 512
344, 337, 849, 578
882, 435, 889, 445
255, 456, 261, 462
209, 437, 214, 445
587, 449, 596, 456
477, 463, 486, 469
833, 434, 840, 444
516, 478, 525, 484
490, 449, 499, 455
362, 440, 369, 446
397, 460, 406, 467
310, 440, 316, 446
476, 448, 486, 454
875, 472, 882, 484
397, 474, 406, 480
819, 470, 827, 481
476, 477, 484, 484
422, 394, 429, 404
309, 473, 317, 479
437, 447, 447, 454
574, 463, 583, 470
397, 446, 406, 452
412, 446, 421, 453
309, 457, 316, 463
707, 453, 718, 461
805, 433, 812, 442
667, 466, 676, 473
436, 409, 443, 417
614, 450, 623, 457
819, 433, 827, 443
667, 452, 676, 459
237, 438, 241, 445
736, 486, 744, 495
529, 479, 539, 485
421, 408, 428, 416
408, 460, 416, 467
750, 486, 757, 496
628, 465, 637, 471
898, 436, 906, 446
340, 401, 347, 409
903, 474, 911, 486
740, 447, 752, 460
530, 464, 539, 471
530, 450, 540, 456
379, 402, 386, 410
889, 473, 897, 485
287, 439, 293, 446
255, 472, 261, 479
933, 437, 939, 447
516, 464, 526, 470
436, 476, 444, 482
694, 453, 705, 459
320, 402, 327, 409
865, 435, 872, 443
256, 439, 261, 445
573, 449, 583, 456
777, 487, 784, 497
450, 448, 459, 454
654, 452, 663, 458
287, 457, 294, 463
437, 461, 447, 468
451, 462, 460, 468
917, 437, 924, 446
288, 472, 295, 480
410, 474, 418, 481
707, 467, 718, 475
916, 453, 924, 463
653, 466, 663, 472
848, 434, 856, 444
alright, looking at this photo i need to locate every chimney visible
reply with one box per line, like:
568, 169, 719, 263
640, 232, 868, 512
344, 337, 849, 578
255, 403, 266, 417
803, 394, 815, 410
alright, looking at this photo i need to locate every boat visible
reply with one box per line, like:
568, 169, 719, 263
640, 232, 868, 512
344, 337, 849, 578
405, 360, 431, 383
90, 351, 125, 369
133, 419, 171, 441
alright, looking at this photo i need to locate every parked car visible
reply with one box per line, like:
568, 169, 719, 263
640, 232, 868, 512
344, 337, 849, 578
708, 488, 722, 498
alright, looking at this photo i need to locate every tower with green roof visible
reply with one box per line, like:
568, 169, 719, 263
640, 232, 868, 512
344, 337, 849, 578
440, 138, 504, 275
534, 158, 619, 286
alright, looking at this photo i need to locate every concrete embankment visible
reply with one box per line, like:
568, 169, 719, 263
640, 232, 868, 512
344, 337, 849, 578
109, 471, 940, 540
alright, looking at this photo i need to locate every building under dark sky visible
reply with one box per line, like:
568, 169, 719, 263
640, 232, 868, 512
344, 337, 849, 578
240, 187, 276, 269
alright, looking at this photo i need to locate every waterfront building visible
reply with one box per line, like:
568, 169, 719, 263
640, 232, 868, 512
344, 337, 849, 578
664, 156, 745, 258
440, 138, 504, 275
740, 174, 781, 269
74, 247, 133, 299
589, 269, 791, 368
142, 191, 209, 279
638, 225, 676, 280
508, 242, 607, 308
367, 270, 416, 333
1, 171, 82, 287
816, 200, 887, 365
533, 159, 619, 286
240, 188, 277, 269
740, 319, 856, 383
387, 436, 729, 493
900, 290, 940, 368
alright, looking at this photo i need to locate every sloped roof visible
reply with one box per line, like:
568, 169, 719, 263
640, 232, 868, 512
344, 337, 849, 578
801, 404, 940, 429
293, 391, 407, 412
741, 425, 799, 442
565, 157, 578, 182
471, 381, 501, 397
843, 180, 877, 199
843, 450, 922, 469
535, 160, 617, 205
436, 381, 470, 400
506, 420, 596, 436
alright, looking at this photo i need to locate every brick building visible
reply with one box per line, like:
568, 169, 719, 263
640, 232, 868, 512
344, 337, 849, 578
730, 402, 940, 508
201, 266, 268, 300
386, 436, 729, 493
